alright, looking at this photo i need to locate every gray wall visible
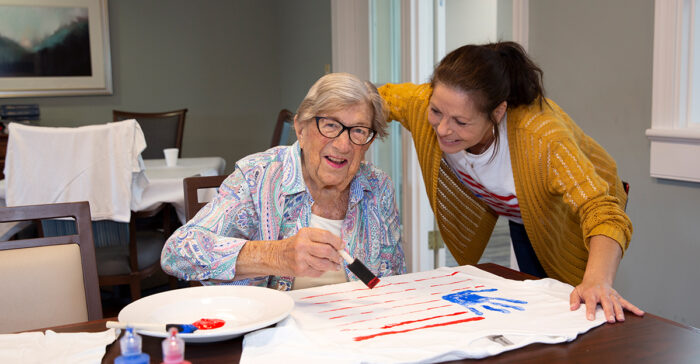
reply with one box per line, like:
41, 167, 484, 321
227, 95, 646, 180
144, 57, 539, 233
276, 1, 332, 112
4, 0, 331, 173
530, 0, 700, 327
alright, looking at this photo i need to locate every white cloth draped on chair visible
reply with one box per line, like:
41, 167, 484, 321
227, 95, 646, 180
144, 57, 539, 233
4, 119, 146, 223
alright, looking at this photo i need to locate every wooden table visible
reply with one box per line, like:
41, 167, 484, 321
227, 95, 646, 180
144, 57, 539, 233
41, 263, 700, 363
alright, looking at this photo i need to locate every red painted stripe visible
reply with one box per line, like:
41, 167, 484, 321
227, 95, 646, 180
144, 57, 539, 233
353, 316, 485, 341
319, 300, 397, 313
414, 272, 459, 282
338, 304, 453, 328
380, 311, 468, 329
390, 299, 441, 309
429, 279, 472, 287
300, 287, 369, 300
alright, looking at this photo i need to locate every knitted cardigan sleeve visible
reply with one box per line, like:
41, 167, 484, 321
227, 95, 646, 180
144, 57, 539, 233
379, 83, 433, 133
546, 138, 632, 250
512, 101, 632, 254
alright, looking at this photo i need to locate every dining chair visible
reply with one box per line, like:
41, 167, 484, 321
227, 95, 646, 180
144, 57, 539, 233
112, 109, 186, 294
5, 120, 175, 302
38, 208, 176, 301
270, 109, 295, 147
92, 207, 176, 300
113, 108, 187, 159
181, 174, 228, 287
183, 175, 228, 222
0, 201, 103, 333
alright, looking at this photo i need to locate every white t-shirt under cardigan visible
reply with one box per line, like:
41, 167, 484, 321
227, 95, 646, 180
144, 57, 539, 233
443, 115, 523, 224
291, 213, 348, 290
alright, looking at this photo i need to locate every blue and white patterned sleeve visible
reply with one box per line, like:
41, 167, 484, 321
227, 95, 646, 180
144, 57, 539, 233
378, 176, 407, 276
160, 167, 260, 282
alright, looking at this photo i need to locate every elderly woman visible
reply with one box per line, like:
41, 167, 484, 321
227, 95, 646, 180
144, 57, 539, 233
161, 72, 406, 290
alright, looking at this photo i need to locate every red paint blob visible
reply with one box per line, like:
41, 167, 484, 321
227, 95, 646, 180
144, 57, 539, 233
192, 318, 225, 330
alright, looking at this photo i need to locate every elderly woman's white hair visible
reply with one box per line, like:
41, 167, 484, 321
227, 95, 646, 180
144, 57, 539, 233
296, 72, 389, 139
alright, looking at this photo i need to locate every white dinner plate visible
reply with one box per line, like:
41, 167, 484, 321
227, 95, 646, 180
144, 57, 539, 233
118, 285, 294, 343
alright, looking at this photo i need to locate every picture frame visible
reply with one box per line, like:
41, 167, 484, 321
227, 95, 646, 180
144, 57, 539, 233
0, 0, 112, 98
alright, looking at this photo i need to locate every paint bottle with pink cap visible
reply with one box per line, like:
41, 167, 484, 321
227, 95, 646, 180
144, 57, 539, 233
160, 327, 191, 364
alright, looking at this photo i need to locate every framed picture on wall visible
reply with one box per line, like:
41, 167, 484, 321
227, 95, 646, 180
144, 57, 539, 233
0, 0, 112, 98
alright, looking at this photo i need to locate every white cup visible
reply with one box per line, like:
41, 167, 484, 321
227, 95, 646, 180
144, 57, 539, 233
163, 148, 179, 167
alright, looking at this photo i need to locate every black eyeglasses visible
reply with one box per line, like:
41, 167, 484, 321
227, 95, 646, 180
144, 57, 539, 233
314, 116, 377, 145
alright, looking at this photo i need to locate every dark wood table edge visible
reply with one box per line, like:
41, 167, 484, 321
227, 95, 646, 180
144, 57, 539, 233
21, 263, 700, 363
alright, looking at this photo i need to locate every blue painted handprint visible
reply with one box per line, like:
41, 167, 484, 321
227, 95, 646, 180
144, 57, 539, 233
442, 288, 527, 315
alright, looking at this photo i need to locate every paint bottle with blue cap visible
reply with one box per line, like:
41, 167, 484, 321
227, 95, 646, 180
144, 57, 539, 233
115, 327, 150, 364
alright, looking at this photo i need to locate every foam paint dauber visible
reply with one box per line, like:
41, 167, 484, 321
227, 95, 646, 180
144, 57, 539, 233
107, 318, 225, 334
338, 250, 380, 289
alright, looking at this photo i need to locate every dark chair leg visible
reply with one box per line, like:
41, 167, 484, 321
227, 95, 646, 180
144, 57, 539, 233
130, 279, 141, 301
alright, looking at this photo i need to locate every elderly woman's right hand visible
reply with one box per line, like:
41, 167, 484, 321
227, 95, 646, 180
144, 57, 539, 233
277, 227, 345, 277
235, 227, 345, 279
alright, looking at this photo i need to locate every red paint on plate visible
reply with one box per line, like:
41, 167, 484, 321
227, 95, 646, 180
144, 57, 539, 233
193, 318, 225, 330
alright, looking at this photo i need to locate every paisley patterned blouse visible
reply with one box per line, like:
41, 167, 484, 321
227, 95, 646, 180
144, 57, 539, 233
161, 142, 406, 290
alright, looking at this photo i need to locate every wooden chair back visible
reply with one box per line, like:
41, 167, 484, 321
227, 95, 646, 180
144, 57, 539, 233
0, 201, 102, 333
113, 108, 187, 159
270, 109, 295, 148
182, 175, 227, 287
183, 175, 228, 221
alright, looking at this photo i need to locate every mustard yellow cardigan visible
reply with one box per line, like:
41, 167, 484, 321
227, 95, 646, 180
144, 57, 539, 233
379, 83, 632, 285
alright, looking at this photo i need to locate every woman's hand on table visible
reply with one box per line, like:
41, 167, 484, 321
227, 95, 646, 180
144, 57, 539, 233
569, 235, 645, 323
570, 278, 644, 323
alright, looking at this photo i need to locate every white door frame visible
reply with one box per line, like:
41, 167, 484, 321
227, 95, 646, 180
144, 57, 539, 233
330, 0, 528, 273
399, 0, 437, 273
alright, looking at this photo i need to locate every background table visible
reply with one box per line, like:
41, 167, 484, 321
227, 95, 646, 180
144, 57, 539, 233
0, 156, 226, 239
39, 263, 700, 363
133, 157, 226, 223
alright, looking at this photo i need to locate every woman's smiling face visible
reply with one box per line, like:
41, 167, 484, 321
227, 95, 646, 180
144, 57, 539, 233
427, 83, 497, 155
295, 102, 373, 193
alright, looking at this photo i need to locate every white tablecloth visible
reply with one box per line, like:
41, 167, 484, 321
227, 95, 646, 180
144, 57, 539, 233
133, 157, 226, 223
0, 156, 226, 224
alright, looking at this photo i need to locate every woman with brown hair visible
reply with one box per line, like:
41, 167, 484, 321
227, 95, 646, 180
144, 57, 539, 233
379, 41, 643, 323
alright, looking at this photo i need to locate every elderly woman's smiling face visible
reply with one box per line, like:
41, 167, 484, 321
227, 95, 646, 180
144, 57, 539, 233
295, 102, 373, 193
